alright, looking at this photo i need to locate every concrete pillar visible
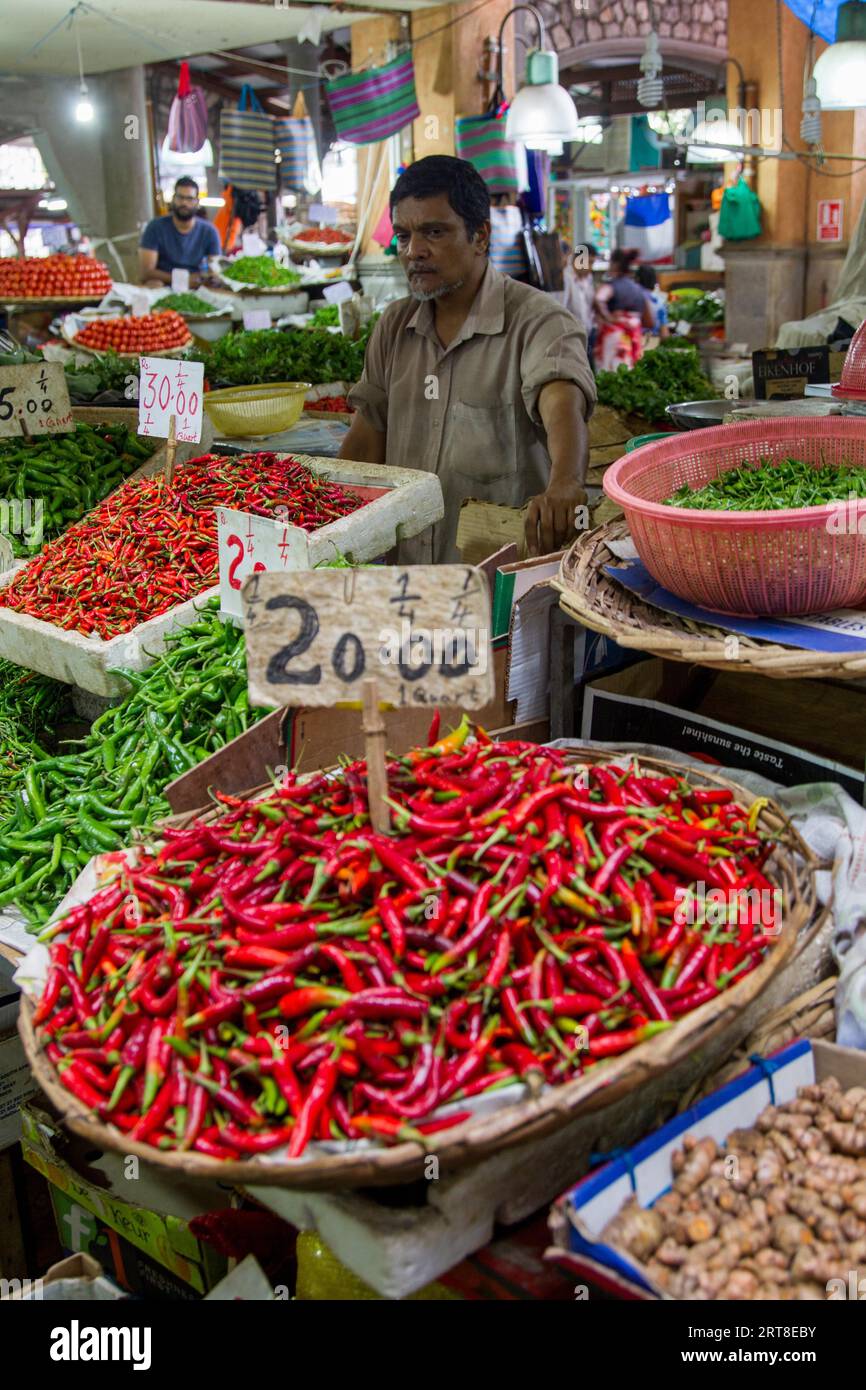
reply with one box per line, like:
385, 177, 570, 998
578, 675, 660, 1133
24, 68, 153, 281
725, 0, 865, 346
97, 67, 155, 279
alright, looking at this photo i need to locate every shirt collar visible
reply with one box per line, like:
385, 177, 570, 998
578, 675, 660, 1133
406, 262, 506, 348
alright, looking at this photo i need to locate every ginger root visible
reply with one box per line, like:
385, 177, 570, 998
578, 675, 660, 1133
600, 1198, 664, 1262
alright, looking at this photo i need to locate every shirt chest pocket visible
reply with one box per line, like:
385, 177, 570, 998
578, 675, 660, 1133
449, 400, 518, 484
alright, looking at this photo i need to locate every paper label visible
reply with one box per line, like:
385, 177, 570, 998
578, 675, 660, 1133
241, 231, 267, 257
242, 309, 271, 331
308, 204, 338, 226
323, 281, 354, 305
130, 293, 150, 318
137, 357, 204, 442
171, 268, 190, 293
217, 508, 309, 621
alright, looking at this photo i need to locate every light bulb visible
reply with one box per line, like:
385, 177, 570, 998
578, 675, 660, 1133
637, 30, 663, 109
801, 76, 822, 144
75, 82, 93, 123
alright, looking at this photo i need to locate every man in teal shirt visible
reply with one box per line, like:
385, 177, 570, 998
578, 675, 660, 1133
139, 178, 220, 287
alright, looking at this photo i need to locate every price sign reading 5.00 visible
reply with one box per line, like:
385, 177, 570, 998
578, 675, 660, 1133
0, 364, 73, 438
138, 357, 204, 443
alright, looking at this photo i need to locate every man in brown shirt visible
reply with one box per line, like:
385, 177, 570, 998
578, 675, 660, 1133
340, 156, 596, 562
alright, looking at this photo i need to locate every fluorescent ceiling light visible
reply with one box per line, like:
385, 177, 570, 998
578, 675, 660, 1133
687, 117, 745, 162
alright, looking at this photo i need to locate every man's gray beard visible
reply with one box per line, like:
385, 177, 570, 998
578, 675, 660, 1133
409, 277, 465, 302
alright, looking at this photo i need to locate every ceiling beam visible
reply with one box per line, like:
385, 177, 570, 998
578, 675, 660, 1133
204, 53, 299, 86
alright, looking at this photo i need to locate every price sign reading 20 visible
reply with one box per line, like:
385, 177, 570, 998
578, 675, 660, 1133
241, 568, 494, 711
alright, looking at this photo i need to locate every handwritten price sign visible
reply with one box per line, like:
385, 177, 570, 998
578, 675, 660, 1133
0, 364, 73, 438
137, 357, 204, 442
242, 567, 493, 710
217, 508, 308, 620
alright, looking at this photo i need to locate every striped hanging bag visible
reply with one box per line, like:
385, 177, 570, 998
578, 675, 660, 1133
219, 84, 276, 190
455, 113, 520, 193
326, 52, 420, 144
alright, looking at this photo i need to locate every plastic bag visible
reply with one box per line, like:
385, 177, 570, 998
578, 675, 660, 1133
718, 177, 762, 241
167, 61, 209, 154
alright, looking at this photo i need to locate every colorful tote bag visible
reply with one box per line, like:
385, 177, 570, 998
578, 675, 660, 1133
489, 205, 527, 277
275, 116, 320, 192
455, 114, 520, 194
219, 84, 276, 191
326, 53, 420, 145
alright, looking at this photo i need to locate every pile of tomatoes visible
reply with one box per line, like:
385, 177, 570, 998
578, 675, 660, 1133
303, 394, 354, 413
0, 254, 112, 300
294, 227, 353, 244
73, 311, 192, 355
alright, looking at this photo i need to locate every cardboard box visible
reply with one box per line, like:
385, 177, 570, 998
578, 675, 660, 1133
19, 1106, 230, 1295
581, 658, 865, 801
752, 346, 830, 399
549, 1040, 862, 1300
0, 1030, 39, 1150
0, 1252, 127, 1301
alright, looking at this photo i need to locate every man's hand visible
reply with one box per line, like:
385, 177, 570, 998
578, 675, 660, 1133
524, 478, 588, 557
528, 381, 590, 556
189, 272, 202, 289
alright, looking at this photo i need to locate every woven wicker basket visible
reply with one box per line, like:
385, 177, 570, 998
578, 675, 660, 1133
554, 521, 866, 680
19, 749, 818, 1190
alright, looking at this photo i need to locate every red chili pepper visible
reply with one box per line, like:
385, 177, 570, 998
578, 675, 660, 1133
619, 940, 671, 1022
288, 1055, 339, 1157
587, 1021, 671, 1057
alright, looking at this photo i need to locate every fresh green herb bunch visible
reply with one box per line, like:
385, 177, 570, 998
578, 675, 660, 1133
596, 343, 716, 423
193, 325, 372, 386
222, 256, 302, 288
668, 290, 725, 325
154, 292, 220, 315
309, 304, 339, 328
666, 456, 866, 511
63, 349, 136, 403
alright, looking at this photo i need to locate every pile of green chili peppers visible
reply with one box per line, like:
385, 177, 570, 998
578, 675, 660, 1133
666, 456, 866, 512
0, 659, 70, 820
0, 602, 265, 927
0, 422, 156, 556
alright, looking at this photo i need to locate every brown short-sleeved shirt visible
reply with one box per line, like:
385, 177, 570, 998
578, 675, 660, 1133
347, 262, 596, 563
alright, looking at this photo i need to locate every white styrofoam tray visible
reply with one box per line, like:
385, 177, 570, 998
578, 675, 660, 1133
0, 453, 443, 696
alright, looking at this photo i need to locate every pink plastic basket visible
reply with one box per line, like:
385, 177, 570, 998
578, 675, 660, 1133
602, 418, 866, 615
832, 318, 866, 400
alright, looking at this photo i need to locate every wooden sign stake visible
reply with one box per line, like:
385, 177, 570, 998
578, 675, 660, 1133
164, 412, 177, 486
361, 677, 390, 834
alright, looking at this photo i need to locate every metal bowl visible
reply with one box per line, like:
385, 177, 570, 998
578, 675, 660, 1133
665, 399, 734, 430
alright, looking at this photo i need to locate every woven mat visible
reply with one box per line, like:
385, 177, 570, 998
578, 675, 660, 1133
553, 520, 866, 680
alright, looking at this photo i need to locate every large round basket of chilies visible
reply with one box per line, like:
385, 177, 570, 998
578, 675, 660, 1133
18, 730, 816, 1188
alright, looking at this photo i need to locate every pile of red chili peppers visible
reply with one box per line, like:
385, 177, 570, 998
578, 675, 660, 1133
0, 453, 363, 641
32, 724, 781, 1161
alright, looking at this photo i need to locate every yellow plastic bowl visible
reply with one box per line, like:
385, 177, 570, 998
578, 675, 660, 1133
203, 382, 312, 438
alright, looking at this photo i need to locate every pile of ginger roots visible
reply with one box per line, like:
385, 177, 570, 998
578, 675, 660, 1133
601, 1076, 866, 1299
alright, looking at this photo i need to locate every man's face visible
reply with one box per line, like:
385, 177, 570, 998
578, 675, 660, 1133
172, 187, 199, 222
392, 193, 488, 301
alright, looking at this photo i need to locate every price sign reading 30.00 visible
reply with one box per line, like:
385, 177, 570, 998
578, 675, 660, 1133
138, 357, 204, 443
